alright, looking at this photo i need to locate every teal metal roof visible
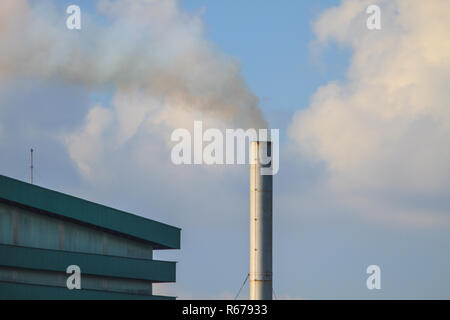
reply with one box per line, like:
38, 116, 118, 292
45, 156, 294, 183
0, 175, 180, 250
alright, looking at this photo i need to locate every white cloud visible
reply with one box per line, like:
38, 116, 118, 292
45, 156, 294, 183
64, 106, 113, 179
290, 0, 450, 225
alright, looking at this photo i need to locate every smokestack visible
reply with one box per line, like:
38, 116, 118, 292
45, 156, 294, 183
250, 141, 273, 300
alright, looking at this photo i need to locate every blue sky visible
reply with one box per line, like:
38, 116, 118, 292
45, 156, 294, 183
1, 0, 449, 299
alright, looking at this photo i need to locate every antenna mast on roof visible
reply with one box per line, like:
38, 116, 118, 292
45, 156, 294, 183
30, 148, 34, 184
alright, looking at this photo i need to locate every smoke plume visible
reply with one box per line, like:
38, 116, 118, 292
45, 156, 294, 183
0, 0, 266, 129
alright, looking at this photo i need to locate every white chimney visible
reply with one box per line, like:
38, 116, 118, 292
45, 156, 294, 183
249, 141, 273, 300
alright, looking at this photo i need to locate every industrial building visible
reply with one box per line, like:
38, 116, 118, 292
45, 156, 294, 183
0, 175, 180, 300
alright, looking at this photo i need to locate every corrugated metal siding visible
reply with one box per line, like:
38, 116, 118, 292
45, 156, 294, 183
0, 202, 153, 260
0, 266, 153, 296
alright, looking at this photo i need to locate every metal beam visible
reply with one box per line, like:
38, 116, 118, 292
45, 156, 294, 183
0, 244, 176, 283
0, 281, 175, 300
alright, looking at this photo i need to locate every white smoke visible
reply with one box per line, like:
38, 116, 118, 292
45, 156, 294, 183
0, 0, 267, 178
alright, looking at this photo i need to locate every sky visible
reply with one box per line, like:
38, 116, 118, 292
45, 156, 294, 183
0, 0, 449, 299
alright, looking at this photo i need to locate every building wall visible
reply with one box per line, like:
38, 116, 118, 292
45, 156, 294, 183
0, 266, 153, 296
0, 201, 177, 299
0, 175, 179, 300
0, 202, 153, 260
